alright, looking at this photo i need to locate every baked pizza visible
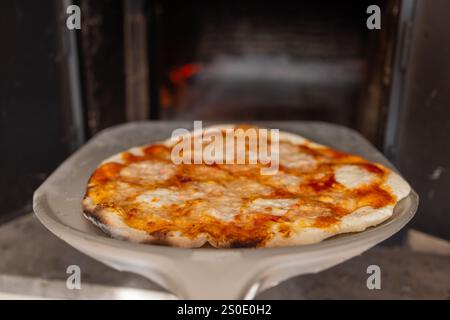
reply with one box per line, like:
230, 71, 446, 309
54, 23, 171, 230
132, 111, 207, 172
83, 124, 411, 248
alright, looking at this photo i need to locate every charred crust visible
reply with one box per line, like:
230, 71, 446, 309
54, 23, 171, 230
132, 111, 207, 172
82, 198, 109, 227
83, 209, 104, 226
229, 238, 264, 248
149, 230, 169, 241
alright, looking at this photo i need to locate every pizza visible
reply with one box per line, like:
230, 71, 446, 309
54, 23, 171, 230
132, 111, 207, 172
82, 124, 411, 248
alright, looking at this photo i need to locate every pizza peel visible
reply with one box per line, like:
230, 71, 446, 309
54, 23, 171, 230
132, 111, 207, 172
33, 121, 418, 299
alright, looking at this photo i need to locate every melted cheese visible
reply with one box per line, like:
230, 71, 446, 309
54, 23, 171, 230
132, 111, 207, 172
136, 188, 182, 207
279, 142, 316, 170
335, 165, 376, 188
120, 161, 176, 182
248, 198, 297, 216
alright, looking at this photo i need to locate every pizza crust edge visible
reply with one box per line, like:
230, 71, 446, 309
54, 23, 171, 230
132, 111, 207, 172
83, 196, 208, 248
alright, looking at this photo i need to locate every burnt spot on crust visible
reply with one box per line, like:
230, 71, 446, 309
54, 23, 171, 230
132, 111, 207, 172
178, 175, 192, 183
83, 210, 104, 226
229, 238, 265, 248
149, 230, 170, 242
82, 207, 114, 238
82, 197, 116, 236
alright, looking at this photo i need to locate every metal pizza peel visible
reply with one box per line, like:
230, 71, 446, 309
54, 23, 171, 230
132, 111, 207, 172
33, 121, 419, 299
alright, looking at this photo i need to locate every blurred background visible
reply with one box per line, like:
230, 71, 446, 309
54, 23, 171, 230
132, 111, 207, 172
0, 0, 449, 299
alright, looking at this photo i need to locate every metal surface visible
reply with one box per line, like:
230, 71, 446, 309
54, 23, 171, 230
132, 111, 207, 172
124, 0, 150, 122
384, 0, 417, 160
387, 0, 450, 240
0, 1, 75, 222
33, 121, 418, 299
60, 0, 85, 150
78, 0, 126, 136
0, 274, 175, 300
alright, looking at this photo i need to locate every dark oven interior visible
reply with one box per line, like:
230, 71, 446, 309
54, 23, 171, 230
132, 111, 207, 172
156, 0, 384, 125
79, 0, 398, 149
